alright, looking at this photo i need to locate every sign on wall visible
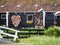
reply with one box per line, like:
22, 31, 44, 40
8, 12, 35, 30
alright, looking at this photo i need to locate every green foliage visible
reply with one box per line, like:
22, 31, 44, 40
45, 26, 60, 37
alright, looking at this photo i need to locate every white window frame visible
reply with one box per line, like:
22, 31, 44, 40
27, 14, 33, 23
1, 14, 6, 19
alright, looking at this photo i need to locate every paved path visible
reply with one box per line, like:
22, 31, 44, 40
0, 38, 33, 45
0, 43, 33, 45
0, 38, 14, 44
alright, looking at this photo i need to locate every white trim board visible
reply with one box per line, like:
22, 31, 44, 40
6, 11, 9, 27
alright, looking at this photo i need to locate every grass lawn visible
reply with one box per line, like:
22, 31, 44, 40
0, 36, 60, 45
18, 36, 60, 45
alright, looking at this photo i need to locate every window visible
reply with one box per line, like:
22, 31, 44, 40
26, 14, 33, 24
28, 15, 32, 21
1, 14, 6, 19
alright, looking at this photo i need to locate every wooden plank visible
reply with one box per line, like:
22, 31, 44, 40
0, 26, 20, 32
1, 32, 18, 38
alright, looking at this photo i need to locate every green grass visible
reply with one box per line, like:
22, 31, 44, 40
18, 36, 60, 45
1, 29, 60, 45
1, 35, 60, 45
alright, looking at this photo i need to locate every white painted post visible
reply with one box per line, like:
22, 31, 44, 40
0, 29, 3, 38
13, 31, 18, 41
43, 11, 46, 27
6, 11, 9, 27
37, 7, 46, 27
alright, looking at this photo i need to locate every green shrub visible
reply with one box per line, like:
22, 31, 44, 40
45, 26, 60, 37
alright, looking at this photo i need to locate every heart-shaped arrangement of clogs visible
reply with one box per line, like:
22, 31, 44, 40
11, 15, 21, 27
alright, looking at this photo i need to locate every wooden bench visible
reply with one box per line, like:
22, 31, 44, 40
0, 26, 20, 41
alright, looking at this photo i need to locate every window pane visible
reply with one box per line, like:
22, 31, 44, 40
28, 15, 32, 21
